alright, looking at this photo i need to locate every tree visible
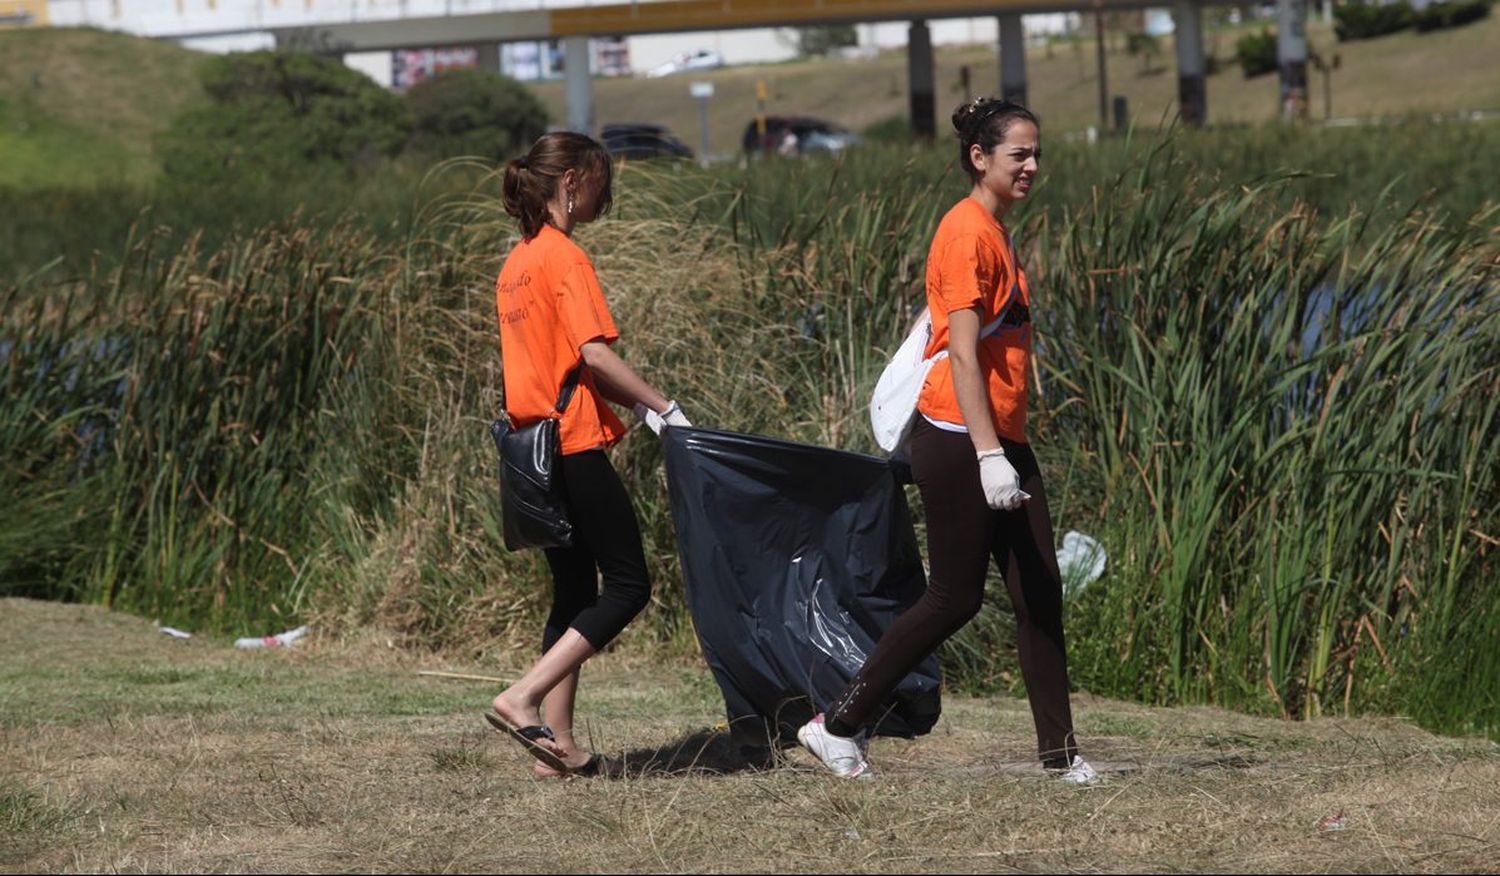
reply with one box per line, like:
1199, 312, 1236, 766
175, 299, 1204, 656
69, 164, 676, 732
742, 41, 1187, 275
404, 69, 549, 162
1125, 32, 1162, 74
794, 25, 857, 57
1235, 30, 1278, 79
158, 51, 410, 184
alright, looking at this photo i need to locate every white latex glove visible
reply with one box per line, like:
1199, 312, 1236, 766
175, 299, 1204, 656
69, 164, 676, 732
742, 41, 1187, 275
632, 400, 691, 436
661, 401, 691, 429
977, 447, 1030, 511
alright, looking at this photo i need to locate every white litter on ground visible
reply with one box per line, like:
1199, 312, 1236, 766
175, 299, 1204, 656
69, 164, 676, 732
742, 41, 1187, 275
234, 625, 309, 650
1057, 531, 1106, 599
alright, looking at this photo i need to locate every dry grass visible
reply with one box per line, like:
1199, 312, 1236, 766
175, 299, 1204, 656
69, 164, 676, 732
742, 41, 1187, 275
527, 16, 1500, 153
2, 597, 1497, 873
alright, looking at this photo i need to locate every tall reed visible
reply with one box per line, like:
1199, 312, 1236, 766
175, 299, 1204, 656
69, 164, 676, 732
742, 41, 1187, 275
3, 130, 1496, 739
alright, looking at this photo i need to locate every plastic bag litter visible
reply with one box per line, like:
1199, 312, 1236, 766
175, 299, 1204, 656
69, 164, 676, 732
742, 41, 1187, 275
1315, 809, 1349, 833
155, 623, 193, 639
235, 626, 309, 650
1057, 531, 1106, 599
661, 427, 941, 745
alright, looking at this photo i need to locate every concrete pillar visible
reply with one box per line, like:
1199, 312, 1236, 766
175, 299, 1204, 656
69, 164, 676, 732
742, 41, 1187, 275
998, 14, 1027, 105
907, 20, 935, 139
1173, 0, 1206, 126
563, 36, 593, 134
475, 42, 500, 75
1276, 0, 1309, 121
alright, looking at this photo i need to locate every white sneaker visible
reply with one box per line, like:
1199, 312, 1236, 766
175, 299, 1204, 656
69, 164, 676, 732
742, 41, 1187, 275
796, 713, 871, 779
1050, 755, 1100, 785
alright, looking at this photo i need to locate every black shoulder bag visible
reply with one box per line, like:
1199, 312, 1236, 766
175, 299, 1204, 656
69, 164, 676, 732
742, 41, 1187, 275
490, 363, 584, 552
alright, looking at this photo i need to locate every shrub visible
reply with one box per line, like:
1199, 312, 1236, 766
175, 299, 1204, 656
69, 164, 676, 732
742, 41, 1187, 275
1413, 0, 1491, 31
1235, 30, 1278, 78
1334, 0, 1415, 40
157, 51, 410, 185
404, 69, 549, 162
1126, 31, 1163, 73
795, 25, 857, 56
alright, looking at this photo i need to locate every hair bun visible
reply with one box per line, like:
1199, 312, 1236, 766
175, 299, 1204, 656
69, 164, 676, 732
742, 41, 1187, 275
952, 96, 1001, 133
951, 98, 981, 133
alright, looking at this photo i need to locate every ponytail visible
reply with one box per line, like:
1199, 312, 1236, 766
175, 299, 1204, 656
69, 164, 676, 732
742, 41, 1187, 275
502, 132, 614, 239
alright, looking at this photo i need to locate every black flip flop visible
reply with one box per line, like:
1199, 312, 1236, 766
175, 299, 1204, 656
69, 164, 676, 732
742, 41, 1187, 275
568, 754, 607, 778
484, 710, 568, 773
534, 753, 609, 780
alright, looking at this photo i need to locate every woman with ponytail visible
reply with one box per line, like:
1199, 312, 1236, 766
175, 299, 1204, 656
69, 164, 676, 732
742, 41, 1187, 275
487, 132, 690, 777
796, 99, 1097, 784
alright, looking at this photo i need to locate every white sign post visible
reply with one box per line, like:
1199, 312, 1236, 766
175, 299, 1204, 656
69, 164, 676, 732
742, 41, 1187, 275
690, 81, 714, 165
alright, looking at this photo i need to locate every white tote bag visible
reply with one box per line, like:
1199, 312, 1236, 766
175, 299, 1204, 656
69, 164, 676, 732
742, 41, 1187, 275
869, 307, 1011, 455
869, 308, 938, 455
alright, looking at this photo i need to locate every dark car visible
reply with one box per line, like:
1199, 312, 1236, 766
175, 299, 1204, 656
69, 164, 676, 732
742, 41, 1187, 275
601, 123, 694, 161
741, 116, 862, 158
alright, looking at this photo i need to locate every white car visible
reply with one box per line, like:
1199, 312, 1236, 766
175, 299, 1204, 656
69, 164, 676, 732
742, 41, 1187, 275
645, 49, 725, 78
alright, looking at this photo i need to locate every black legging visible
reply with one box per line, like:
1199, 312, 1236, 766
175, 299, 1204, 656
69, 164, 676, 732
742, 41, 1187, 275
541, 449, 652, 652
826, 418, 1079, 767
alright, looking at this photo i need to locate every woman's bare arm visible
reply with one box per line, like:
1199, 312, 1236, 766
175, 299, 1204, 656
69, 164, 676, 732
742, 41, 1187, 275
946, 307, 1001, 453
580, 340, 671, 413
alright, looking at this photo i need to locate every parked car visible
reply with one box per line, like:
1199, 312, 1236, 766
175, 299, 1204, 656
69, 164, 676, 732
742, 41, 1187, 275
741, 116, 862, 158
645, 49, 725, 78
601, 123, 694, 161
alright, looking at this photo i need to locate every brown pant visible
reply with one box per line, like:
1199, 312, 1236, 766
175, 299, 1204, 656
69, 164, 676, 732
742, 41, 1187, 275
826, 418, 1079, 767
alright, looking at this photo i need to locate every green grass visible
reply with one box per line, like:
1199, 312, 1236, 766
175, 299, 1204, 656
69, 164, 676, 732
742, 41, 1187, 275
0, 97, 134, 187
0, 781, 75, 867
0, 27, 207, 186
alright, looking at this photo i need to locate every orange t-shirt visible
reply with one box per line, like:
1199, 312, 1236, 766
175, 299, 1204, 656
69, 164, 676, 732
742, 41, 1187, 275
916, 197, 1033, 443
496, 224, 627, 455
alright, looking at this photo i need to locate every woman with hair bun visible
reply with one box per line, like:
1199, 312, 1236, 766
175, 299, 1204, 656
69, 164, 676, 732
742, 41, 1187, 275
486, 131, 690, 777
796, 99, 1097, 784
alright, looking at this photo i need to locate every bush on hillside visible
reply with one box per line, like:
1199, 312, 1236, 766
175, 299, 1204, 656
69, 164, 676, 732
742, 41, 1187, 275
1413, 0, 1491, 31
158, 51, 410, 185
861, 113, 910, 144
1334, 0, 1415, 40
1235, 30, 1278, 78
795, 25, 857, 56
1126, 31, 1164, 74
404, 69, 549, 162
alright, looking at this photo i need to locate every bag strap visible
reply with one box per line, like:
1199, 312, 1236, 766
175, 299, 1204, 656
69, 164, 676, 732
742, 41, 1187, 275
928, 307, 1006, 364
498, 361, 585, 421
988, 237, 1025, 334
927, 240, 1022, 359
979, 309, 1007, 340
552, 362, 584, 415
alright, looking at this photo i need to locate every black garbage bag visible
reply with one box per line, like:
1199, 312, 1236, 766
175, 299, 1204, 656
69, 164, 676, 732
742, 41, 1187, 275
661, 426, 941, 745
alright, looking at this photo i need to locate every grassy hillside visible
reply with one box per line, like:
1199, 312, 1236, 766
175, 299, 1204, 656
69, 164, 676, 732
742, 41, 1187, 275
529, 14, 1500, 157
2, 15, 1496, 186
0, 26, 207, 186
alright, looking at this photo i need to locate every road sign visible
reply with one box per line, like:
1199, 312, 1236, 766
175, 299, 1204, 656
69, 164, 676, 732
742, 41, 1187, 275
689, 81, 715, 98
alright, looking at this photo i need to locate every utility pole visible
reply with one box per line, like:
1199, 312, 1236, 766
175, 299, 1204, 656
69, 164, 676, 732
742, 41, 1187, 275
1277, 0, 1310, 121
1094, 0, 1109, 131
690, 81, 714, 166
